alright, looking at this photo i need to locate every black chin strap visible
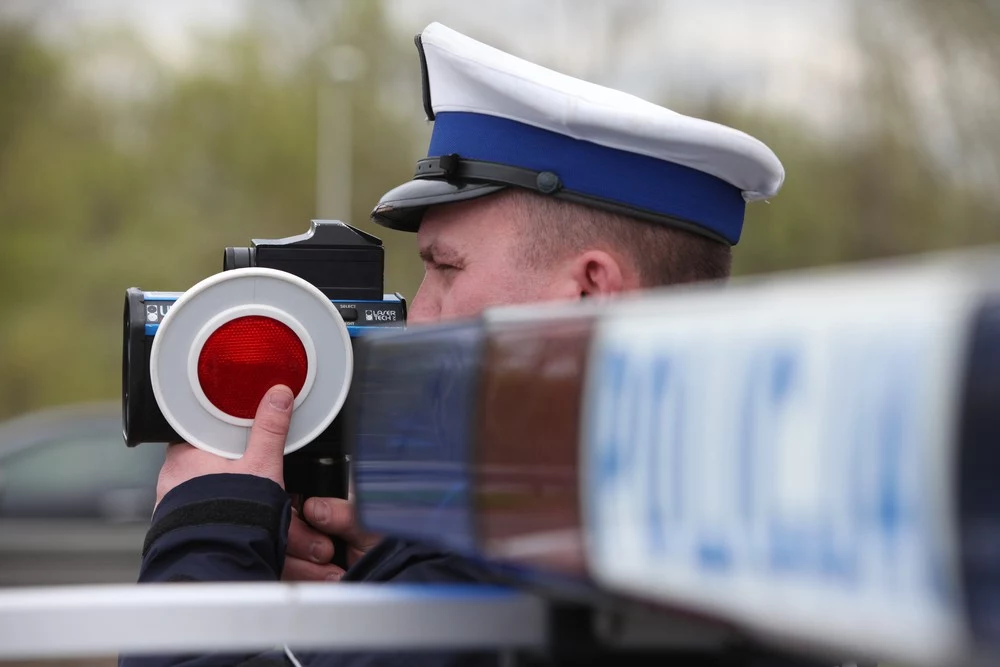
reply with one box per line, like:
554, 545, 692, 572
415, 154, 564, 195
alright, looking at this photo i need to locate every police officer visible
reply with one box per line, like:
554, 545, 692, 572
123, 22, 805, 667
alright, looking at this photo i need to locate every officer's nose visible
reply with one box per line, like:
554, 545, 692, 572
407, 279, 440, 325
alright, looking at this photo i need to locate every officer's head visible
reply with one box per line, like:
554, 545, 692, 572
403, 189, 735, 323
372, 24, 785, 324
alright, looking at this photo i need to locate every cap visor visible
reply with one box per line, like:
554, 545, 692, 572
370, 179, 506, 232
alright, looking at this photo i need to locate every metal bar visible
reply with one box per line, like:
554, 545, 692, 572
0, 583, 548, 660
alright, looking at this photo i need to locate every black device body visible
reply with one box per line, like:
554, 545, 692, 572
122, 220, 407, 569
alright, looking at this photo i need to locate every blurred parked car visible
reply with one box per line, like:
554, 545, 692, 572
0, 402, 165, 587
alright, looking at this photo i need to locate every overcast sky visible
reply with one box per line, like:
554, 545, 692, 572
23, 0, 861, 130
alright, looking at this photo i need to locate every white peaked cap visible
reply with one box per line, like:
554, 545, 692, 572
372, 22, 785, 245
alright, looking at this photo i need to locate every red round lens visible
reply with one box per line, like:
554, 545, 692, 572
197, 315, 307, 419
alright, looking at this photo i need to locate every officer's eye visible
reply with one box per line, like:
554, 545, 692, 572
419, 244, 464, 273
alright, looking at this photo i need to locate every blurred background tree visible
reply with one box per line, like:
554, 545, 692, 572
0, 0, 997, 419
724, 0, 1000, 274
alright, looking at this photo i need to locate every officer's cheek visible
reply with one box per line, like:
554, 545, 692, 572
434, 271, 490, 322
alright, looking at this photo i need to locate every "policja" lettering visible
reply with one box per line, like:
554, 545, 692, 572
585, 329, 946, 608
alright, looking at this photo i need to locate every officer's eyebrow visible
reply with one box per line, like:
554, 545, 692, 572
419, 241, 464, 266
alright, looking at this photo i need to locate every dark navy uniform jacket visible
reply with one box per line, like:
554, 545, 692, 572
118, 473, 502, 667
118, 473, 850, 667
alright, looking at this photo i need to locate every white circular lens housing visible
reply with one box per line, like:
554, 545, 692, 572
149, 268, 353, 459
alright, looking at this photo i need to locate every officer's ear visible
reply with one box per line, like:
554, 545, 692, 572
569, 249, 636, 298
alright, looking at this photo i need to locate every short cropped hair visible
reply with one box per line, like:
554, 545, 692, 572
503, 190, 732, 287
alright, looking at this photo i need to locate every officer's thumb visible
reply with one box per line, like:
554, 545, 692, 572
242, 385, 294, 486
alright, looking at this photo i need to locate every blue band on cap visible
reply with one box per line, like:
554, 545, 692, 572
428, 112, 747, 244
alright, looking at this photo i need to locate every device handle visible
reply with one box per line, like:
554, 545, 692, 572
286, 455, 351, 571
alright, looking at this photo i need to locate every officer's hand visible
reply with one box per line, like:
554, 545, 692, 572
155, 385, 293, 508
282, 495, 380, 581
